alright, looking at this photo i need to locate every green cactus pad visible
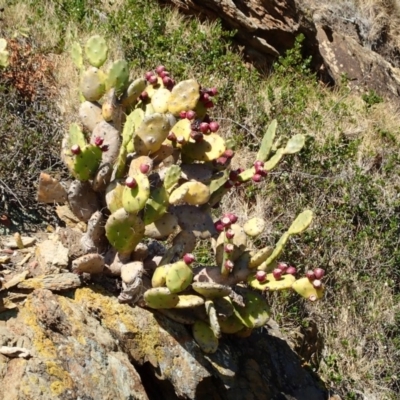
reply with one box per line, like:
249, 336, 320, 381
105, 208, 145, 255
106, 59, 129, 94
151, 266, 167, 288
292, 277, 324, 301
264, 148, 284, 170
70, 42, 83, 69
243, 217, 266, 237
248, 272, 296, 291
122, 173, 150, 214
71, 144, 102, 181
256, 119, 277, 162
193, 99, 207, 119
218, 314, 244, 334
287, 210, 313, 234
144, 287, 179, 309
105, 180, 124, 214
182, 133, 226, 162
169, 205, 217, 239
168, 118, 191, 146
237, 167, 256, 184
172, 230, 197, 256
144, 186, 169, 225
215, 224, 247, 265
233, 289, 270, 329
167, 79, 200, 116
144, 213, 178, 239
282, 134, 306, 155
134, 113, 171, 155
84, 35, 108, 68
175, 294, 205, 309
165, 261, 194, 293
121, 78, 147, 108
151, 87, 172, 113
192, 320, 219, 354
249, 246, 273, 268
257, 232, 290, 271
164, 164, 182, 193
80, 67, 106, 102
169, 181, 210, 206
79, 101, 103, 132
128, 155, 153, 176
213, 296, 234, 318
205, 300, 221, 338
192, 282, 231, 298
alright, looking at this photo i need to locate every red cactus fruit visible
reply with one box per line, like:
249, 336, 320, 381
214, 219, 225, 232
167, 131, 177, 141
209, 87, 218, 96
252, 174, 262, 183
190, 131, 204, 142
179, 111, 187, 119
256, 271, 267, 282
71, 144, 81, 155
224, 180, 235, 189
204, 101, 214, 109
225, 244, 234, 253
94, 136, 104, 147
277, 262, 288, 272
183, 253, 195, 264
139, 163, 150, 174
162, 76, 172, 86
223, 149, 234, 158
155, 65, 166, 74
186, 110, 196, 120
125, 177, 137, 189
225, 213, 238, 224
224, 260, 234, 271
209, 121, 219, 132
199, 122, 210, 134
273, 268, 283, 280
286, 266, 297, 275
148, 75, 158, 85
306, 270, 316, 281
225, 229, 235, 239
144, 71, 153, 80
139, 91, 148, 101
314, 268, 325, 279
312, 279, 322, 289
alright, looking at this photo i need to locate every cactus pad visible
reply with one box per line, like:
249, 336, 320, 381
106, 59, 129, 94
79, 101, 103, 132
192, 320, 219, 354
151, 87, 172, 113
134, 113, 171, 155
243, 217, 266, 237
144, 186, 169, 225
121, 78, 147, 108
264, 148, 284, 170
105, 180, 125, 214
192, 282, 231, 298
80, 67, 106, 102
249, 246, 273, 269
233, 289, 270, 329
71, 144, 102, 181
205, 300, 221, 338
84, 35, 108, 68
70, 42, 83, 69
287, 210, 313, 234
175, 294, 205, 309
182, 133, 226, 161
256, 119, 277, 162
172, 230, 196, 256
144, 287, 179, 309
144, 213, 178, 239
122, 173, 150, 214
167, 79, 200, 116
292, 277, 324, 301
91, 121, 121, 165
218, 314, 244, 334
151, 266, 167, 288
105, 208, 145, 255
165, 261, 193, 293
248, 272, 296, 291
164, 165, 181, 192
169, 181, 210, 206
215, 224, 247, 265
283, 134, 306, 155
167, 118, 191, 146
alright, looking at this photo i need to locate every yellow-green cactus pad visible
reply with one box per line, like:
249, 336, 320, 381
248, 272, 296, 291
128, 156, 153, 176
257, 232, 290, 271
233, 289, 270, 329
71, 144, 102, 181
249, 246, 273, 269
218, 314, 244, 334
243, 217, 266, 237
165, 261, 193, 293
121, 78, 147, 108
168, 118, 191, 146
168, 79, 200, 116
144, 287, 179, 309
80, 67, 106, 102
283, 134, 306, 155
144, 213, 178, 239
151, 266, 167, 288
292, 277, 324, 301
151, 87, 172, 113
192, 320, 219, 354
105, 180, 124, 214
144, 186, 169, 225
122, 172, 150, 214
192, 282, 231, 298
105, 208, 145, 255
287, 209, 313, 234
205, 300, 221, 338
134, 113, 171, 155
169, 181, 210, 206
164, 164, 181, 193
182, 133, 226, 161
143, 78, 163, 99
264, 148, 284, 171
256, 119, 277, 162
84, 35, 108, 68
175, 294, 205, 309
105, 59, 129, 94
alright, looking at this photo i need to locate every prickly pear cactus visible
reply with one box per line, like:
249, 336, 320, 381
37, 34, 326, 356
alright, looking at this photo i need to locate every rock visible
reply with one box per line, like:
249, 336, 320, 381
36, 172, 68, 204
34, 239, 69, 275
17, 273, 82, 291
0, 287, 327, 399
2, 236, 36, 249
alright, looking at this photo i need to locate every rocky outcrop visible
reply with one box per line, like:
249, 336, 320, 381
0, 287, 327, 399
160, 0, 400, 104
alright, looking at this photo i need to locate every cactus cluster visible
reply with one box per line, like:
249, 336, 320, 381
37, 35, 326, 354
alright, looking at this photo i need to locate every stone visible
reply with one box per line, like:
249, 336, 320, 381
34, 239, 69, 275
